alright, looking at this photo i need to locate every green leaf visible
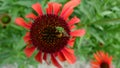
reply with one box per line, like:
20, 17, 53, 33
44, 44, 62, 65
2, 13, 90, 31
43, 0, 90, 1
91, 18, 120, 25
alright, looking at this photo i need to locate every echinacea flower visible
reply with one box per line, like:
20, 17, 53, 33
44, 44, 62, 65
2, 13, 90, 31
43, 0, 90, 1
15, 0, 85, 67
91, 51, 113, 68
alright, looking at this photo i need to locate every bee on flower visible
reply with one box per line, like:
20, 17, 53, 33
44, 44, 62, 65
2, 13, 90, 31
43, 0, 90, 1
15, 0, 85, 67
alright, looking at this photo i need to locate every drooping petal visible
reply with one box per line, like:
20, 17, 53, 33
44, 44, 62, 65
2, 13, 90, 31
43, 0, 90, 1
70, 29, 85, 37
61, 7, 73, 20
43, 53, 49, 64
53, 3, 62, 15
25, 13, 37, 20
57, 52, 66, 62
61, 48, 76, 64
46, 2, 53, 14
15, 17, 31, 29
54, 52, 58, 57
32, 3, 43, 15
23, 32, 30, 43
51, 54, 62, 68
68, 16, 80, 26
35, 51, 42, 63
60, 0, 80, 17
24, 46, 36, 58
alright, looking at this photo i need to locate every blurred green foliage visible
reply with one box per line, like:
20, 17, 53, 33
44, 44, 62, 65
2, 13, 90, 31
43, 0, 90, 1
0, 0, 120, 68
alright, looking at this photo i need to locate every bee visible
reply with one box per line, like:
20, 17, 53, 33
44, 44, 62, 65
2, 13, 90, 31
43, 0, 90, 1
55, 26, 69, 38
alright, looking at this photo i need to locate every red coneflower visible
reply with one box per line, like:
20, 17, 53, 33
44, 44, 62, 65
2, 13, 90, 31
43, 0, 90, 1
91, 51, 113, 68
15, 0, 85, 67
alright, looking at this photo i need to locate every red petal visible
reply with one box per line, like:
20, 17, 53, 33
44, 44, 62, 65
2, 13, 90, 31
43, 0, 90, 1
64, 47, 74, 54
43, 53, 47, 61
43, 53, 49, 64
99, 51, 106, 59
46, 2, 53, 14
70, 25, 76, 30
68, 41, 74, 47
24, 46, 36, 58
53, 3, 62, 15
57, 52, 66, 62
94, 54, 101, 63
70, 29, 85, 37
108, 56, 112, 64
15, 17, 31, 29
51, 54, 62, 68
91, 61, 99, 66
68, 16, 80, 26
26, 13, 37, 19
61, 48, 76, 64
54, 52, 58, 57
35, 51, 42, 63
61, 7, 73, 20
91, 61, 100, 68
23, 32, 30, 43
32, 3, 43, 15
68, 38, 75, 47
60, 0, 80, 16
71, 0, 81, 2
